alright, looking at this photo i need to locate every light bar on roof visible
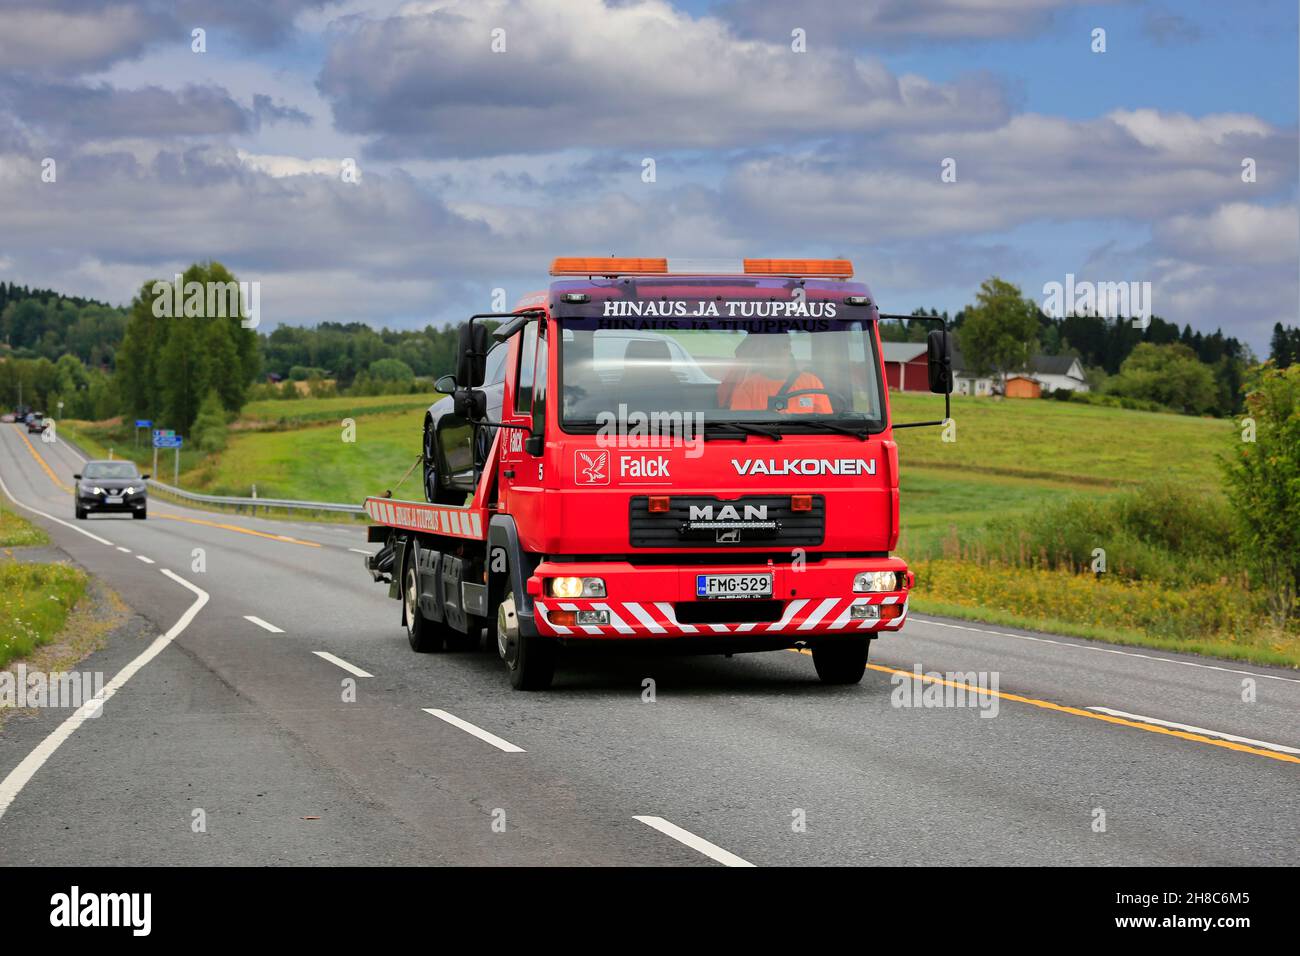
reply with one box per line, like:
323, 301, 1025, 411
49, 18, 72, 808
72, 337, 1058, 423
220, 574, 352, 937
549, 257, 854, 278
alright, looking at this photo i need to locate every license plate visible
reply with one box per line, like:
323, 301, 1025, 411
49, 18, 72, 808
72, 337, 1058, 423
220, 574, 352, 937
696, 573, 772, 600
105, 496, 123, 504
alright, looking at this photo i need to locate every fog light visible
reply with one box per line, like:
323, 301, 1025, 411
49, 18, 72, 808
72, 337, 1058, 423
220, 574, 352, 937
850, 603, 880, 620
576, 610, 610, 626
853, 571, 899, 592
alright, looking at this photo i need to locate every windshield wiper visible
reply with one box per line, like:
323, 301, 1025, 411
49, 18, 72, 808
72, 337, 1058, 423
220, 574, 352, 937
703, 422, 783, 441
786, 420, 873, 440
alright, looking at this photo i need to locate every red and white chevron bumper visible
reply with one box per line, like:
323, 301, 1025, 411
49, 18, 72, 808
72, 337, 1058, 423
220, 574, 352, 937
533, 594, 908, 638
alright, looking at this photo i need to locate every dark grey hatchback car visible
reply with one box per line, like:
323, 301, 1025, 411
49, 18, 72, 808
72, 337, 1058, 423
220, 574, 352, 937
74, 460, 149, 519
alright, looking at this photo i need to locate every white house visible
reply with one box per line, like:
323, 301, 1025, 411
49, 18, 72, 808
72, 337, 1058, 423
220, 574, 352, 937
950, 349, 1090, 396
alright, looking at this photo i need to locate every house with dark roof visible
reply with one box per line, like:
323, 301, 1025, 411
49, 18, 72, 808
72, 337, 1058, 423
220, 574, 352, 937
950, 348, 1090, 397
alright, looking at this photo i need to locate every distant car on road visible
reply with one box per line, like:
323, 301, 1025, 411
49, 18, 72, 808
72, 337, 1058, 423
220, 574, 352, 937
74, 460, 149, 520
26, 413, 48, 434
0, 413, 14, 423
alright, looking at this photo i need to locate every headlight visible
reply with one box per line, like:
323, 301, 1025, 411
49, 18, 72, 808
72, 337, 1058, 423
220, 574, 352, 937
549, 576, 606, 598
91, 487, 106, 496
124, 487, 135, 495
853, 570, 900, 592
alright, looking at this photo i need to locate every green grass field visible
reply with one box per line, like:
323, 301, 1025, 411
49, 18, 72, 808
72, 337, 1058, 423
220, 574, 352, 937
185, 409, 426, 502
888, 392, 1232, 560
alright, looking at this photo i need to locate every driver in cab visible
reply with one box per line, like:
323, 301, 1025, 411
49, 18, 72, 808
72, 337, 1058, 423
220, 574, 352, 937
717, 334, 832, 414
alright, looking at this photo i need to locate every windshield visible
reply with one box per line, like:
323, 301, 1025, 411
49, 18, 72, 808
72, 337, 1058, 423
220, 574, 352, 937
83, 462, 140, 479
558, 312, 885, 432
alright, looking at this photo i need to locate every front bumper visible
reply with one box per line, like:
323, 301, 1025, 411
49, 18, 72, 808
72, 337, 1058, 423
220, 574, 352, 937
528, 557, 910, 639
79, 493, 146, 512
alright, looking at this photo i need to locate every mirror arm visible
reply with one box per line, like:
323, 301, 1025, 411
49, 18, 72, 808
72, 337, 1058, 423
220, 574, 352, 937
878, 313, 953, 429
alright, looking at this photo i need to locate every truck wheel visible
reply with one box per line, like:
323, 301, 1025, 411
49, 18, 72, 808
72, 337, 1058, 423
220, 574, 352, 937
498, 595, 555, 690
404, 559, 445, 653
811, 637, 868, 685
506, 631, 556, 690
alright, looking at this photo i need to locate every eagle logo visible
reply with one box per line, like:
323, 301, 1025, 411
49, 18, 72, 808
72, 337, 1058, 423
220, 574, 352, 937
575, 449, 609, 484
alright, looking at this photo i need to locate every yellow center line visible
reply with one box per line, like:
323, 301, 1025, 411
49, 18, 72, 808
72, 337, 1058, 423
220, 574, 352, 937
12, 426, 321, 549
788, 649, 1300, 766
154, 512, 322, 548
13, 425, 72, 493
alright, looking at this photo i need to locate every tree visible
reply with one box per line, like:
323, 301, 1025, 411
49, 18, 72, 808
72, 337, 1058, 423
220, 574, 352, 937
1271, 323, 1297, 369
1221, 365, 1300, 627
958, 277, 1040, 390
1104, 342, 1217, 415
192, 389, 228, 454
368, 357, 414, 383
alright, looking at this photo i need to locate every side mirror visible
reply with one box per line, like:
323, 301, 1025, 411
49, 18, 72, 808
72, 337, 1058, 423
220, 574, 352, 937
72, 473, 81, 480
524, 435, 544, 457
926, 329, 953, 394
435, 374, 457, 395
141, 474, 151, 481
457, 321, 489, 388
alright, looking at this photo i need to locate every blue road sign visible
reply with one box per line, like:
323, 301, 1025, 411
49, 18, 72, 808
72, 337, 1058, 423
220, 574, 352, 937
152, 429, 182, 449
135, 419, 152, 428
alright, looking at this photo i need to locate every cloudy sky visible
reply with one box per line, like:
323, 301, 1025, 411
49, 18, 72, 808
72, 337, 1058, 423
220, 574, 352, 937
0, 0, 1295, 352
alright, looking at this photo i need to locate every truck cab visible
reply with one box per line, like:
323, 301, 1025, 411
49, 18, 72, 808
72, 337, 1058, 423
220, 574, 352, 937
368, 257, 952, 689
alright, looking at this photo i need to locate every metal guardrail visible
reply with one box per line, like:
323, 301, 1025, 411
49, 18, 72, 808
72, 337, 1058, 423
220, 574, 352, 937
145, 478, 365, 515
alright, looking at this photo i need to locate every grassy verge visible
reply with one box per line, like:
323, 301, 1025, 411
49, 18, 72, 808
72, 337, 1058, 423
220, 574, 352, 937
0, 562, 88, 667
911, 559, 1300, 669
1, 503, 49, 548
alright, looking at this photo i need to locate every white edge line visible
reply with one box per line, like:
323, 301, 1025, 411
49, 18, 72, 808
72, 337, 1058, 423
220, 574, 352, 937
1086, 707, 1300, 755
116, 546, 131, 553
244, 615, 284, 634
312, 651, 373, 678
0, 466, 113, 547
135, 554, 155, 564
0, 568, 209, 821
633, 816, 755, 867
422, 708, 525, 753
913, 615, 1300, 685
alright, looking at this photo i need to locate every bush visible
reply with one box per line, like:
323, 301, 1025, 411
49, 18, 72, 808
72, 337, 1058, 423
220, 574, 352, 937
942, 483, 1238, 588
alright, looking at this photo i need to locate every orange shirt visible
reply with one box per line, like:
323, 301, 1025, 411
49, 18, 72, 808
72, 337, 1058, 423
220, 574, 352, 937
726, 372, 832, 414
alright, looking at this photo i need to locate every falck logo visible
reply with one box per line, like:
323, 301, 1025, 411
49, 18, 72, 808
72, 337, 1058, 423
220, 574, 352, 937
575, 449, 609, 485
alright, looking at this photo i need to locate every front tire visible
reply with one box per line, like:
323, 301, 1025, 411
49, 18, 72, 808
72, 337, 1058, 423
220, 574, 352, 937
404, 558, 445, 653
133, 507, 147, 520
811, 637, 869, 685
75, 505, 87, 520
501, 597, 555, 690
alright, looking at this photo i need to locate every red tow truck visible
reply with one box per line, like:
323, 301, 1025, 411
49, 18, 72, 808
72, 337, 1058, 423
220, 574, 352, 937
364, 257, 952, 689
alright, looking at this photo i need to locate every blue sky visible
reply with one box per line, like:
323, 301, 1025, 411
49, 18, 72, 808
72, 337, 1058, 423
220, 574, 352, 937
0, 0, 1295, 353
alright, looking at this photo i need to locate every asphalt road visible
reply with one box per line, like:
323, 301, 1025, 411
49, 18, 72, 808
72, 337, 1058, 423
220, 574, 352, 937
1, 422, 1297, 866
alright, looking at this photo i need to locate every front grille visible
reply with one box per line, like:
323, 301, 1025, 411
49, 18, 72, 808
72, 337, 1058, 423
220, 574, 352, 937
675, 599, 783, 625
628, 495, 825, 548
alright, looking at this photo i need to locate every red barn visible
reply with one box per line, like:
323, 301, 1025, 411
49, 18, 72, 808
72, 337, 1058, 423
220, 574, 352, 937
881, 342, 929, 392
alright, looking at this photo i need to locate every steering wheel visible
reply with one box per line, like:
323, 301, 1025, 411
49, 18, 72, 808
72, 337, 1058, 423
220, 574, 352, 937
768, 385, 837, 412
